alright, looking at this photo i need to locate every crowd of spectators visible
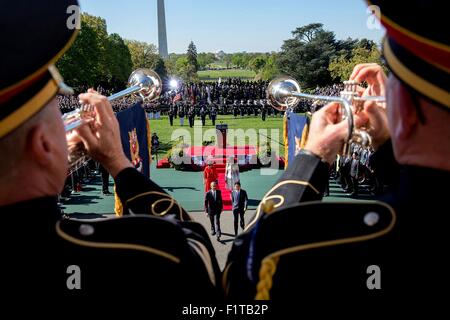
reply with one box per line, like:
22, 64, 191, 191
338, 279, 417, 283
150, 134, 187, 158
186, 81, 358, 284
58, 80, 346, 118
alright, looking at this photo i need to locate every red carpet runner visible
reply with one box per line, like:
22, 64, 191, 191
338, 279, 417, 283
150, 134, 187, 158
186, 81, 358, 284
213, 159, 232, 211
196, 146, 257, 211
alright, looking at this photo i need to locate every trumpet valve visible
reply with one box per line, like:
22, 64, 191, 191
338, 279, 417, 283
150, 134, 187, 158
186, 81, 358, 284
341, 80, 359, 100
341, 80, 363, 112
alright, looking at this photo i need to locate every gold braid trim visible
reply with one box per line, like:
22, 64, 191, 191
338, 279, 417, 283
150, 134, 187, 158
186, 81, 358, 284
255, 256, 280, 300
246, 180, 320, 231
254, 201, 396, 300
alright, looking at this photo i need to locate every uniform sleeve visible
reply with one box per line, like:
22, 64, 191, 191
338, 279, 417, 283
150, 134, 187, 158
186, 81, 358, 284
262, 152, 329, 211
369, 139, 399, 188
114, 167, 190, 220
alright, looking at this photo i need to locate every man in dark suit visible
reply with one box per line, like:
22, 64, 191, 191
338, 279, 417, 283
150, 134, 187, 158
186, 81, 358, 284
204, 181, 223, 240
231, 182, 248, 236
168, 107, 174, 126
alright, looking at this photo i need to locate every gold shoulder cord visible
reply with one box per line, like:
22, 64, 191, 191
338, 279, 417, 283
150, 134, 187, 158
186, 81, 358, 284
55, 221, 180, 264
125, 191, 184, 221
254, 201, 397, 300
246, 179, 320, 231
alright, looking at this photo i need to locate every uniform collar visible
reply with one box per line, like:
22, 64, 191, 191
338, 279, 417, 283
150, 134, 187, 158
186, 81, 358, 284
389, 165, 450, 208
0, 196, 62, 223
399, 165, 449, 192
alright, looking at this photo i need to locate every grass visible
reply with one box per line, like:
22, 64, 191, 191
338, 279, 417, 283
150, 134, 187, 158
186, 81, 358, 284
198, 69, 256, 81
206, 61, 228, 69
148, 114, 285, 157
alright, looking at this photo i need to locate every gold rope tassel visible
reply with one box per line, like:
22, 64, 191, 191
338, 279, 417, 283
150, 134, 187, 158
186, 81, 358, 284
255, 256, 280, 300
114, 184, 123, 217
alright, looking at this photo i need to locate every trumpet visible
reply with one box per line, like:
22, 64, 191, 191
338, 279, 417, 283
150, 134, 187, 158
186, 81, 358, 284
64, 68, 162, 174
266, 76, 385, 155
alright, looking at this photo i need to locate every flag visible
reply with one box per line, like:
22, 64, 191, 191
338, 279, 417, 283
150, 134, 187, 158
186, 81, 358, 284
173, 93, 182, 103
190, 85, 196, 104
284, 111, 309, 168
114, 103, 151, 215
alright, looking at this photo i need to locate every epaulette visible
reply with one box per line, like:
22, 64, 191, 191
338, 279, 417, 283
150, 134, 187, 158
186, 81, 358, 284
248, 201, 396, 299
56, 215, 219, 288
56, 215, 188, 264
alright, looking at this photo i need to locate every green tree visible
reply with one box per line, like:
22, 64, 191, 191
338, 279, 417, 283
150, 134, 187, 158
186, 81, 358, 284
125, 40, 159, 70
164, 54, 180, 76
81, 14, 108, 84
105, 33, 133, 89
124, 39, 169, 79
58, 13, 136, 90
249, 55, 267, 72
197, 52, 217, 70
153, 56, 168, 80
329, 45, 386, 82
277, 23, 339, 88
186, 41, 199, 72
175, 56, 198, 82
57, 15, 104, 89
223, 54, 232, 68
231, 53, 245, 68
259, 54, 280, 81
231, 52, 256, 69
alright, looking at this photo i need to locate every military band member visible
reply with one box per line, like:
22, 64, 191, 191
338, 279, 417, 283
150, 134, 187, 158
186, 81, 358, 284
261, 101, 267, 121
168, 106, 174, 126
210, 105, 217, 126
188, 105, 195, 128
233, 101, 239, 119
200, 105, 207, 126
0, 0, 221, 307
267, 103, 273, 117
173, 103, 178, 119
224, 0, 450, 310
178, 105, 185, 126
247, 101, 252, 116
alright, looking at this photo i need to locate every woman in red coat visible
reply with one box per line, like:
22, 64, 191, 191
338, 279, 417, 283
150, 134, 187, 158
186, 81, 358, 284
204, 162, 218, 192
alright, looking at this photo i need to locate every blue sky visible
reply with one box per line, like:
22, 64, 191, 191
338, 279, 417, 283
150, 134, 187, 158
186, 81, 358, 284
79, 0, 384, 53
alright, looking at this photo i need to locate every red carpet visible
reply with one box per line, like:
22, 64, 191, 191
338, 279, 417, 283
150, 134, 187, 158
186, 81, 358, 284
185, 145, 257, 158
214, 159, 232, 211
192, 145, 257, 211
156, 159, 170, 168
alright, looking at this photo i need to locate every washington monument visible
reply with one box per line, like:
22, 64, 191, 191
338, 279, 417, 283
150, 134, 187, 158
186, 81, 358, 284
157, 0, 169, 58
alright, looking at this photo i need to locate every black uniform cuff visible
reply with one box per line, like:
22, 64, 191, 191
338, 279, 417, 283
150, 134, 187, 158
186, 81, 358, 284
285, 153, 330, 195
265, 153, 330, 210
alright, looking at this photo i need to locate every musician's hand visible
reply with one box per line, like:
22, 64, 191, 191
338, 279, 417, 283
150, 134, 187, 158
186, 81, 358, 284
76, 89, 132, 177
350, 63, 387, 98
66, 130, 82, 153
349, 63, 390, 150
304, 102, 350, 165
